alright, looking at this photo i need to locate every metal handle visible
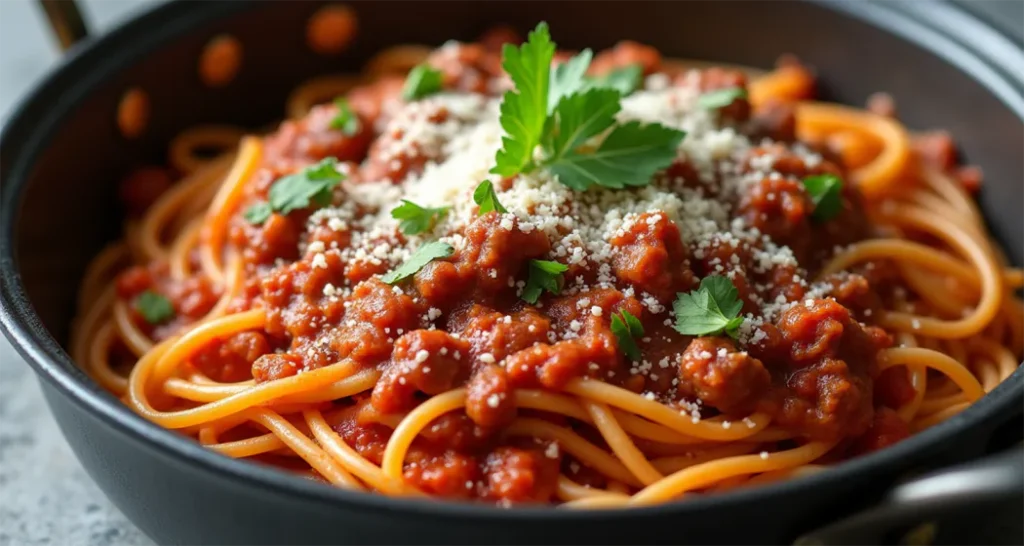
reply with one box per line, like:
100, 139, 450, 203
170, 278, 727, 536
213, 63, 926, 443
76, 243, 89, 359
35, 0, 89, 52
794, 448, 1024, 545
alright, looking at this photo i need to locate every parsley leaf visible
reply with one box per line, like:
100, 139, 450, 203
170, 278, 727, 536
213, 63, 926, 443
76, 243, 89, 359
802, 174, 843, 221
492, 22, 555, 177
697, 87, 747, 110
329, 97, 360, 136
246, 158, 345, 224
135, 290, 174, 325
402, 64, 443, 101
672, 275, 745, 339
381, 242, 454, 284
267, 157, 344, 215
521, 259, 568, 304
391, 200, 449, 235
473, 180, 508, 215
548, 49, 593, 112
611, 309, 644, 362
543, 87, 621, 162
547, 120, 685, 190
590, 64, 643, 96
244, 202, 273, 225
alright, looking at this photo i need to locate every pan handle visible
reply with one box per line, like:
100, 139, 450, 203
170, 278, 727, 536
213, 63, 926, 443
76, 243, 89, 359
793, 447, 1024, 545
35, 0, 89, 52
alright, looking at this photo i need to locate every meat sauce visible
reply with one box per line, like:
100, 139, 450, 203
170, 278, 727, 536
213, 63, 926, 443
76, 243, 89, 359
117, 32, 914, 503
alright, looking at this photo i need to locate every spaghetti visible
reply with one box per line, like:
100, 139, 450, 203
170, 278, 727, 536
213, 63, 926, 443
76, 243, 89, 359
72, 27, 1022, 507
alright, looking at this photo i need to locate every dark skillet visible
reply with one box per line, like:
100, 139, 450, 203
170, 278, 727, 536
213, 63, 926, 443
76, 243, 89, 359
1, 1, 1022, 544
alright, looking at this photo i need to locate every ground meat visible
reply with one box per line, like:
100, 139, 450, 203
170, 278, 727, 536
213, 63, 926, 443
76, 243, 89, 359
480, 445, 560, 504
466, 364, 516, 427
416, 412, 496, 452
456, 305, 551, 364
824, 273, 883, 322
875, 367, 916, 409
748, 100, 797, 142
504, 328, 618, 390
610, 212, 695, 302
263, 103, 373, 167
260, 251, 346, 340
764, 299, 892, 439
191, 331, 269, 383
737, 176, 812, 258
849, 407, 910, 455
242, 212, 303, 267
324, 279, 422, 368
404, 447, 481, 499
334, 412, 391, 465
458, 212, 551, 295
678, 337, 771, 415
361, 104, 450, 183
371, 329, 471, 413
114, 262, 221, 340
251, 353, 302, 383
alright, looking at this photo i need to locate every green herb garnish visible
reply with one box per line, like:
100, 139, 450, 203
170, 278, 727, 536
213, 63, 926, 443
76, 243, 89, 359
548, 48, 593, 111
390, 200, 449, 235
492, 23, 684, 191
492, 23, 555, 177
802, 174, 843, 222
473, 180, 508, 215
135, 290, 174, 325
589, 64, 643, 96
672, 275, 745, 339
611, 309, 644, 362
243, 202, 273, 225
402, 64, 444, 101
329, 97, 360, 136
245, 158, 344, 225
546, 119, 685, 191
696, 87, 747, 110
521, 259, 568, 304
381, 242, 454, 284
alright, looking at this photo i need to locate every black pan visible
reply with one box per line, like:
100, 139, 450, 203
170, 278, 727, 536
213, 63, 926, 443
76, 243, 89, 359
1, 1, 1022, 544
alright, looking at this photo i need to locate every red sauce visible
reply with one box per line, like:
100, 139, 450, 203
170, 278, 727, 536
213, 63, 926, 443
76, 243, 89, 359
114, 36, 929, 504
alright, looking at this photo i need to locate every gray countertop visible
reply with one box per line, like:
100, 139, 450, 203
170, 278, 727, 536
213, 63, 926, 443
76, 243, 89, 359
0, 1, 1021, 546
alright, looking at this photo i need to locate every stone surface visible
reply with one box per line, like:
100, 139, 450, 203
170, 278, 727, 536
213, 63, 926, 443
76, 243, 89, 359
0, 1, 1020, 545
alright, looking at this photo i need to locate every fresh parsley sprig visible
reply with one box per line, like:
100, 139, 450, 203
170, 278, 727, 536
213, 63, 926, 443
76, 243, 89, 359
135, 290, 174, 325
590, 64, 643, 97
381, 241, 454, 284
802, 174, 843, 222
403, 64, 444, 101
492, 23, 555, 177
391, 200, 449, 235
492, 23, 685, 191
672, 275, 745, 339
611, 309, 644, 362
330, 97, 360, 136
473, 180, 507, 215
521, 259, 568, 304
547, 120, 685, 190
245, 158, 345, 225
